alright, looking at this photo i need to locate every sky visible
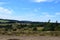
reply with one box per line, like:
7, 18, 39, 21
0, 0, 60, 22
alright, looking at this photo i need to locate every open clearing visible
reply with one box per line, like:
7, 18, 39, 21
0, 35, 60, 40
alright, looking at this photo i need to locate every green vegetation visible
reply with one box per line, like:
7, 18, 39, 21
0, 19, 60, 36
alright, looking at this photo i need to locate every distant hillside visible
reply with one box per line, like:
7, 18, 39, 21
0, 19, 45, 24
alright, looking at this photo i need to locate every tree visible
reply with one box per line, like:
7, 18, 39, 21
43, 20, 51, 31
55, 21, 58, 26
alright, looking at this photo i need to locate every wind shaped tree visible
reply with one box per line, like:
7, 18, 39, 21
43, 20, 52, 31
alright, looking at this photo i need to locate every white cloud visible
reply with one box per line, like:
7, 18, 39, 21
30, 0, 60, 3
31, 0, 54, 3
55, 12, 60, 15
33, 12, 59, 22
37, 12, 60, 22
0, 7, 13, 14
0, 7, 60, 22
40, 12, 51, 17
0, 7, 15, 19
0, 7, 15, 20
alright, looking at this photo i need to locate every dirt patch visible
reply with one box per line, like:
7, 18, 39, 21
0, 35, 60, 40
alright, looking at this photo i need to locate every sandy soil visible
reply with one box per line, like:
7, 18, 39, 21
0, 35, 60, 40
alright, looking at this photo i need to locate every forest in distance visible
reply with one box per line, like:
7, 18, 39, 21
0, 19, 60, 36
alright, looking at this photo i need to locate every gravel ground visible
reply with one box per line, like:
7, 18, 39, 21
0, 35, 60, 40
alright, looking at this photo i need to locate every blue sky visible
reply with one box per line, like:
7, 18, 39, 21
0, 0, 60, 22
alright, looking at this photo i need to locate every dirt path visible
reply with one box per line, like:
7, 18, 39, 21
0, 35, 60, 40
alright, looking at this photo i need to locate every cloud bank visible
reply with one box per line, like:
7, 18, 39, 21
30, 0, 60, 3
30, 0, 54, 3
0, 7, 13, 14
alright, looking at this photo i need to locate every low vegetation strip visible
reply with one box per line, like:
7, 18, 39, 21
0, 31, 60, 36
0, 19, 60, 36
